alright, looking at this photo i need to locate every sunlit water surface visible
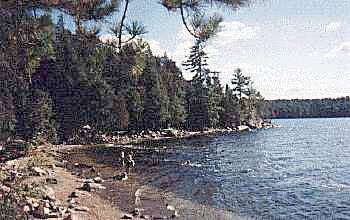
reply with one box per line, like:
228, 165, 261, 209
134, 118, 350, 219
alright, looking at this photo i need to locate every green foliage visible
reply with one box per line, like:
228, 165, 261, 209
220, 85, 239, 127
160, 0, 248, 41
14, 88, 57, 142
143, 58, 162, 130
231, 68, 251, 99
207, 74, 223, 128
267, 97, 350, 119
0, 167, 41, 220
0, 0, 266, 144
127, 87, 144, 130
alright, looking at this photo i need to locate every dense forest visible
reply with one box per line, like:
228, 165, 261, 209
0, 0, 267, 143
265, 97, 350, 118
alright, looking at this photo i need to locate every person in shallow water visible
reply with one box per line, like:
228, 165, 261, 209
126, 151, 135, 170
120, 151, 125, 167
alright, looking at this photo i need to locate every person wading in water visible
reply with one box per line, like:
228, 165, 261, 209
126, 151, 135, 172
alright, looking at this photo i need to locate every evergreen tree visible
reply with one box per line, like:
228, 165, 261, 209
143, 58, 162, 130
231, 68, 250, 100
220, 85, 239, 127
127, 87, 144, 131
183, 39, 208, 78
231, 68, 251, 124
183, 40, 210, 130
207, 73, 223, 128
159, 54, 187, 128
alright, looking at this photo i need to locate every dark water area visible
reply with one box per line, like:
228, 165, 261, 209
68, 118, 350, 219
132, 118, 350, 219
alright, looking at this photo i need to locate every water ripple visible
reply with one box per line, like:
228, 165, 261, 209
136, 118, 350, 219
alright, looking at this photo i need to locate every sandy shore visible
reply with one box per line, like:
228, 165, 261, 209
1, 129, 261, 219
1, 145, 137, 220
55, 144, 249, 220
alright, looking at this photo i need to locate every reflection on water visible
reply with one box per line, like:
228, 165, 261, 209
133, 118, 350, 219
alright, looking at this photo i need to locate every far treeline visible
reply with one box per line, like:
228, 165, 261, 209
264, 97, 350, 119
0, 0, 267, 143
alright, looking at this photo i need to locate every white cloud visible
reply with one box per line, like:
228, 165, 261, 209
168, 21, 259, 79
325, 41, 350, 58
99, 34, 168, 57
99, 34, 118, 43
325, 22, 342, 32
215, 21, 259, 43
101, 21, 261, 87
173, 29, 193, 60
147, 39, 167, 57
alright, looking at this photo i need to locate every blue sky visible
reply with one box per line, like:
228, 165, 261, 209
95, 0, 350, 99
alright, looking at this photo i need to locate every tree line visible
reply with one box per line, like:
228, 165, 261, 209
0, 0, 266, 143
264, 97, 350, 119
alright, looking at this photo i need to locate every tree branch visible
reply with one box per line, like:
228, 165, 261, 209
118, 0, 129, 52
180, 2, 198, 39
122, 35, 137, 44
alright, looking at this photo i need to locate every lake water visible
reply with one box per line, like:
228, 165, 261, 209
134, 118, 350, 219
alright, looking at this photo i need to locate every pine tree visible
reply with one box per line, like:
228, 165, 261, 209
231, 68, 251, 125
159, 54, 187, 128
231, 68, 250, 100
220, 85, 239, 128
127, 87, 144, 131
183, 39, 208, 78
207, 73, 223, 128
183, 40, 210, 130
143, 58, 162, 130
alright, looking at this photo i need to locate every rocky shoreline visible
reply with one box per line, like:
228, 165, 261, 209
89, 122, 278, 146
0, 144, 160, 220
0, 123, 278, 219
0, 144, 244, 220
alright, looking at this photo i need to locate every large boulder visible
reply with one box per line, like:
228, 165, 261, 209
247, 118, 263, 129
237, 125, 251, 132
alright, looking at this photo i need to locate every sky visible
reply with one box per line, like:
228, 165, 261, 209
95, 0, 350, 100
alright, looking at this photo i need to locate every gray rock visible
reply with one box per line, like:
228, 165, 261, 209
82, 178, 94, 183
69, 191, 79, 198
122, 213, 133, 219
31, 167, 47, 176
74, 206, 90, 212
132, 208, 141, 216
171, 210, 179, 218
166, 204, 178, 218
80, 182, 91, 192
33, 205, 50, 219
166, 204, 175, 211
64, 214, 79, 220
47, 212, 60, 218
237, 125, 251, 132
90, 182, 106, 190
93, 177, 103, 183
41, 186, 56, 201
22, 205, 31, 213
44, 201, 51, 208
68, 198, 76, 205
46, 177, 58, 184
59, 207, 68, 216
0, 184, 11, 193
